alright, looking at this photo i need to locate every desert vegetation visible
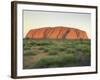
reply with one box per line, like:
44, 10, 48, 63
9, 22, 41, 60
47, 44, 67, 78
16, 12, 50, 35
23, 38, 91, 69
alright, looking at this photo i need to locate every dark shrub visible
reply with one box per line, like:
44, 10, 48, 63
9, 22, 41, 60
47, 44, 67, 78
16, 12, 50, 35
48, 51, 59, 55
24, 50, 37, 56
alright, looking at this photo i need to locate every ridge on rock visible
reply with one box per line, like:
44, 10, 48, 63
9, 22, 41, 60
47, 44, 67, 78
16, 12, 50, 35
26, 26, 88, 39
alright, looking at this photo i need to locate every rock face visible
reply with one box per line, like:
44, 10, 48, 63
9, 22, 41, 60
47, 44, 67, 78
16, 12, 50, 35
26, 26, 88, 39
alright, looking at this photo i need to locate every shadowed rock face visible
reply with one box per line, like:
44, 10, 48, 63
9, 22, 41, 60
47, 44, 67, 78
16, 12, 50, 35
26, 26, 88, 39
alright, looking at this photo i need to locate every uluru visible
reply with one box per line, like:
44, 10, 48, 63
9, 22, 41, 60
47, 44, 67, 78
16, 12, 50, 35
26, 26, 88, 39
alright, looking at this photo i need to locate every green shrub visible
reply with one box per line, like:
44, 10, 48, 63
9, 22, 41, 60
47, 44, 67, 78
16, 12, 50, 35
43, 49, 49, 52
43, 47, 51, 52
38, 47, 44, 50
24, 50, 37, 56
32, 40, 51, 46
31, 54, 79, 68
48, 51, 59, 55
43, 47, 65, 53
76, 46, 90, 53
58, 47, 66, 51
65, 48, 76, 54
24, 46, 30, 50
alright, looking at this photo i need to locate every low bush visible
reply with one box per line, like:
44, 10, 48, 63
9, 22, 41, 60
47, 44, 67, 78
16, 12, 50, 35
43, 47, 51, 52
33, 40, 52, 46
48, 51, 59, 55
65, 48, 76, 54
24, 50, 37, 56
24, 46, 30, 50
38, 47, 44, 50
58, 47, 66, 51
31, 54, 79, 68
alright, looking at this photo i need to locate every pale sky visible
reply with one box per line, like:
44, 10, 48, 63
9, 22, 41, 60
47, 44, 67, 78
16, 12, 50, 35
23, 10, 91, 38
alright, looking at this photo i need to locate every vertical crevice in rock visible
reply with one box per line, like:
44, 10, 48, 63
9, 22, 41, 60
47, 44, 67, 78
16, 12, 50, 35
75, 30, 80, 39
48, 28, 56, 39
62, 29, 70, 39
44, 28, 49, 39
57, 29, 62, 39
